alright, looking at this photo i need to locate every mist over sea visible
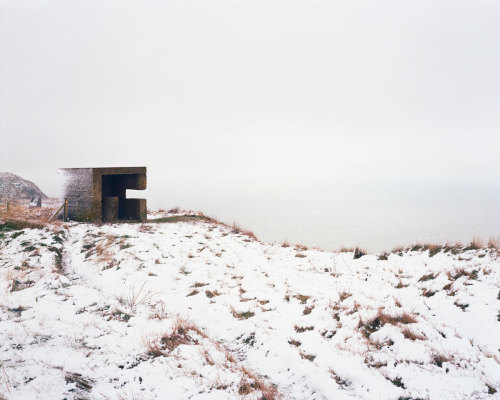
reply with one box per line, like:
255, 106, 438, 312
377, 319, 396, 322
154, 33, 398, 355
145, 180, 500, 252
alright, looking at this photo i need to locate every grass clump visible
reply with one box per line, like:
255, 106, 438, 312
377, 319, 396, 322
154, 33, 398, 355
205, 290, 220, 298
426, 244, 442, 257
339, 246, 355, 253
401, 326, 426, 341
48, 246, 63, 270
463, 237, 483, 251
359, 309, 417, 338
65, 372, 94, 393
294, 294, 310, 304
432, 352, 452, 368
231, 307, 255, 320
300, 351, 316, 362
303, 305, 314, 315
339, 291, 352, 301
447, 267, 479, 281
453, 300, 469, 311
294, 325, 314, 333
419, 273, 436, 282
486, 384, 497, 395
145, 319, 206, 357
0, 219, 44, 232
353, 246, 366, 259
237, 369, 279, 399
389, 377, 405, 389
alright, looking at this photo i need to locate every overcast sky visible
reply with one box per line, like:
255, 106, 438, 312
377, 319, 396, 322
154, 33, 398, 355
1, 0, 499, 199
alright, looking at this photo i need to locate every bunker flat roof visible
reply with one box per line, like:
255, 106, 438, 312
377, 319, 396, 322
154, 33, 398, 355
60, 167, 146, 174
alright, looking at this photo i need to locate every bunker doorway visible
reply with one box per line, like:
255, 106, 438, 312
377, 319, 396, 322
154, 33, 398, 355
101, 174, 145, 221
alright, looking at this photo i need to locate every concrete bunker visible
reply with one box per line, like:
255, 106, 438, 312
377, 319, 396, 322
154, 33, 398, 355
60, 167, 147, 222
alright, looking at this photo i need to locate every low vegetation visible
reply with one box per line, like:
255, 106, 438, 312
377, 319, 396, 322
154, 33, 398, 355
1, 210, 498, 399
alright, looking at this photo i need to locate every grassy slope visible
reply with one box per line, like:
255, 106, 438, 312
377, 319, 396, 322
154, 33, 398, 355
0, 218, 499, 399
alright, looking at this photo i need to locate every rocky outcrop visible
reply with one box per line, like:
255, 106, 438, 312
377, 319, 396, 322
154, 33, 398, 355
0, 172, 47, 200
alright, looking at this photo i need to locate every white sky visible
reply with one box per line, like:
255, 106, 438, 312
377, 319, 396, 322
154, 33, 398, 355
1, 0, 500, 197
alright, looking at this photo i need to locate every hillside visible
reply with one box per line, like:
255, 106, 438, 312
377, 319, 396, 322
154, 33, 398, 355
0, 172, 47, 201
0, 213, 499, 399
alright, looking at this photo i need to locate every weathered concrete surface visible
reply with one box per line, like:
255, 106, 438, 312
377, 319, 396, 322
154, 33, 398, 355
102, 196, 119, 222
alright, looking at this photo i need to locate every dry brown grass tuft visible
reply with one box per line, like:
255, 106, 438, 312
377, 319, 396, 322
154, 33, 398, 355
353, 246, 366, 259
427, 244, 443, 257
138, 224, 155, 233
432, 352, 452, 368
293, 294, 310, 304
419, 273, 436, 282
230, 223, 258, 241
148, 301, 168, 320
303, 305, 314, 315
392, 246, 405, 255
360, 309, 417, 337
299, 351, 316, 362
122, 282, 158, 309
339, 291, 352, 301
339, 246, 355, 253
395, 281, 408, 289
488, 237, 500, 251
380, 311, 417, 325
401, 326, 426, 341
0, 200, 63, 231
205, 290, 220, 298
231, 307, 255, 320
201, 349, 215, 366
237, 367, 279, 399
465, 236, 483, 251
294, 325, 314, 333
447, 267, 478, 281
329, 369, 351, 388
144, 318, 207, 357
95, 235, 117, 266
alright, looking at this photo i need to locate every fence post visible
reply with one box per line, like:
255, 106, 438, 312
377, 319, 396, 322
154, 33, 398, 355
6, 202, 9, 213
64, 199, 68, 222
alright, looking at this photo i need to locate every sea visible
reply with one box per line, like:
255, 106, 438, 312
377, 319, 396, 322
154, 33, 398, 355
146, 179, 500, 252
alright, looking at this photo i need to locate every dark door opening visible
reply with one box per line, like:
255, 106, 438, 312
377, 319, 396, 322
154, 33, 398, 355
102, 174, 146, 221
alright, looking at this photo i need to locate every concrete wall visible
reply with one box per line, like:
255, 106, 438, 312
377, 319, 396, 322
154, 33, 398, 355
61, 168, 95, 221
92, 167, 146, 221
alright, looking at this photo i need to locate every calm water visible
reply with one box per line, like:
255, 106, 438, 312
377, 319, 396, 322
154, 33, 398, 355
146, 180, 500, 252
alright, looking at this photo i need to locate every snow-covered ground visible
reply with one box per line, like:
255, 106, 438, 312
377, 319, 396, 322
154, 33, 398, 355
1, 214, 499, 399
